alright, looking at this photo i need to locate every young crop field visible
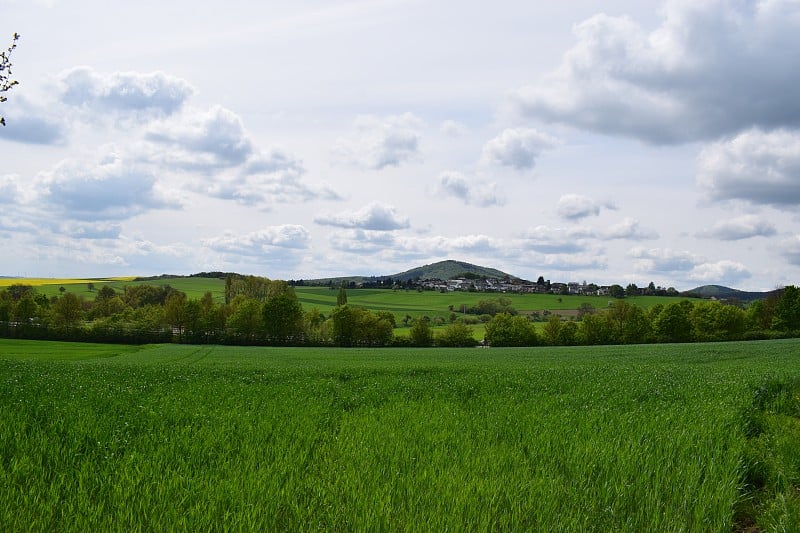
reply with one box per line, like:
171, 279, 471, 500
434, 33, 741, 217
1, 338, 798, 530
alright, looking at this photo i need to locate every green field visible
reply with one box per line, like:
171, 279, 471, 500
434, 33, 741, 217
2, 338, 798, 530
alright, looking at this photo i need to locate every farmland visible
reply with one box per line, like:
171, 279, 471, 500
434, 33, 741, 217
1, 338, 799, 530
9, 275, 692, 320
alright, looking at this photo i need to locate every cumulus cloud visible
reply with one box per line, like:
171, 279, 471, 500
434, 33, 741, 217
698, 214, 777, 240
59, 66, 194, 116
518, 225, 586, 254
143, 108, 338, 208
333, 112, 422, 169
36, 151, 179, 221
329, 229, 397, 253
145, 105, 254, 169
0, 95, 67, 145
482, 128, 557, 170
556, 193, 617, 220
204, 225, 311, 256
604, 218, 659, 240
0, 174, 23, 204
518, 251, 608, 272
513, 1, 800, 143
521, 218, 656, 249
697, 128, 800, 207
391, 235, 501, 262
688, 260, 751, 283
629, 247, 699, 273
314, 202, 410, 231
435, 171, 503, 207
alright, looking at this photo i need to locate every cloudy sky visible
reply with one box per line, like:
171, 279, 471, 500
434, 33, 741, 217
2, 0, 800, 291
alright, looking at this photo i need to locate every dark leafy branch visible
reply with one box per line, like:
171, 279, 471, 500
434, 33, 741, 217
0, 32, 21, 126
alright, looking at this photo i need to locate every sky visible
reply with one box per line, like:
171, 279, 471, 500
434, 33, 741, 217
2, 0, 800, 291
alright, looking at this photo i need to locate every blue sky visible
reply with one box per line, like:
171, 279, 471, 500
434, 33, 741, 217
2, 0, 800, 291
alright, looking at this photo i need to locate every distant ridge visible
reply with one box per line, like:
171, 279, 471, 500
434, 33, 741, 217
682, 284, 778, 302
389, 260, 516, 282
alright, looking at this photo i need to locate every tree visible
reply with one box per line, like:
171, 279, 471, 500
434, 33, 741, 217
485, 313, 537, 346
652, 301, 694, 343
226, 297, 264, 343
625, 283, 639, 297
579, 313, 611, 345
604, 300, 650, 344
541, 316, 563, 346
331, 304, 357, 346
12, 294, 38, 323
774, 285, 800, 332
164, 291, 188, 339
336, 284, 348, 306
435, 322, 477, 347
1, 33, 20, 127
409, 316, 434, 347
52, 293, 83, 329
608, 284, 625, 298
262, 289, 304, 344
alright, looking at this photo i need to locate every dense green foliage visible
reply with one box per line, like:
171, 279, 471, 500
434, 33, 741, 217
1, 339, 799, 530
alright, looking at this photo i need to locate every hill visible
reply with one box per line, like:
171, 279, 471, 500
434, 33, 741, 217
389, 260, 516, 282
302, 260, 517, 286
682, 284, 777, 302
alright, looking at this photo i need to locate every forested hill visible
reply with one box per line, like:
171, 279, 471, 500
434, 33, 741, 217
682, 284, 777, 302
389, 260, 516, 282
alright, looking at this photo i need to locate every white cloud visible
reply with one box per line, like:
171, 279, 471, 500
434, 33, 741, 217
145, 105, 254, 169
603, 218, 658, 240
0, 95, 67, 145
513, 1, 800, 143
333, 112, 422, 169
58, 221, 122, 240
518, 225, 586, 254
482, 128, 557, 170
697, 128, 800, 207
204, 225, 311, 255
142, 108, 339, 208
698, 214, 777, 240
59, 66, 194, 116
688, 260, 751, 283
36, 151, 179, 221
329, 229, 397, 253
435, 171, 503, 207
629, 247, 699, 273
440, 119, 467, 137
782, 235, 800, 266
314, 202, 410, 231
0, 174, 23, 204
556, 193, 615, 220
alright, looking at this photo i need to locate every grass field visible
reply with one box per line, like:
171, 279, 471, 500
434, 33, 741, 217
1, 338, 798, 530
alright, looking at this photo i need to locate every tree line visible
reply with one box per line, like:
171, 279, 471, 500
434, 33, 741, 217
1, 278, 799, 348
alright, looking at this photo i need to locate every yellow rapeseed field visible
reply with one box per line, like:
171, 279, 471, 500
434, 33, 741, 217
0, 277, 136, 287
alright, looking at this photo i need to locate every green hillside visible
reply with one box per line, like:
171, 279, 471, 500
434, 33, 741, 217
389, 260, 516, 281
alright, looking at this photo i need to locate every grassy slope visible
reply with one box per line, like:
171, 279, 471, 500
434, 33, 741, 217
1, 339, 799, 530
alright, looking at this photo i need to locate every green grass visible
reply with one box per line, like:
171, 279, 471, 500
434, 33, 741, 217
2, 338, 799, 530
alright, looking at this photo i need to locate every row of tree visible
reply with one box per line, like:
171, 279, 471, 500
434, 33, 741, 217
1, 280, 799, 347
